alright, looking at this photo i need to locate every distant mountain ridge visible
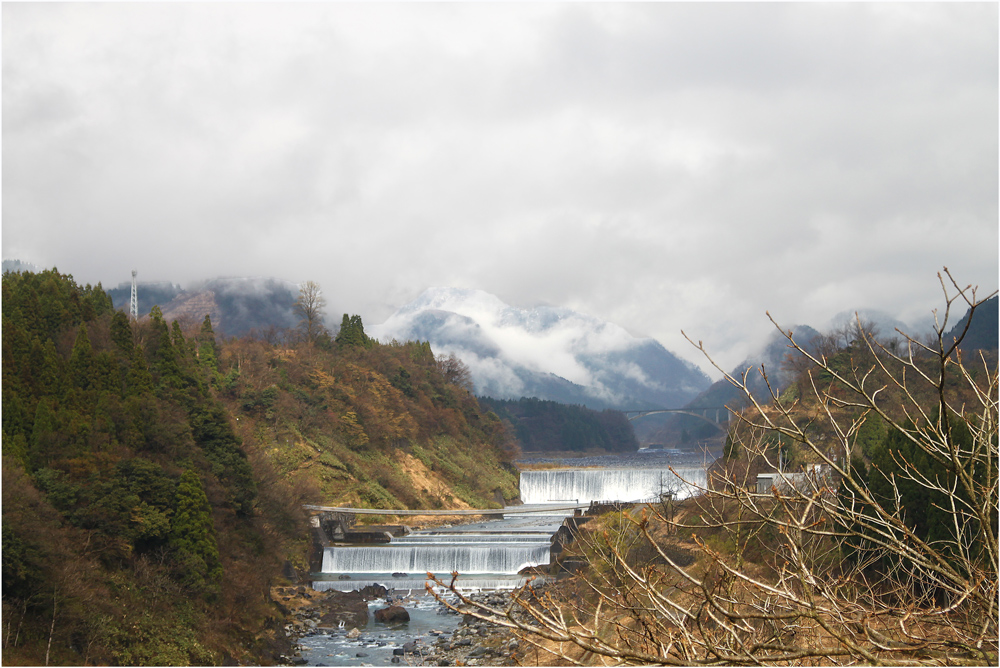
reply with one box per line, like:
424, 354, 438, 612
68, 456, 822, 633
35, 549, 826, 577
370, 287, 711, 410
106, 280, 184, 318
639, 324, 822, 446
107, 277, 300, 338
2, 259, 43, 274
946, 295, 998, 353
645, 296, 998, 448
826, 309, 931, 341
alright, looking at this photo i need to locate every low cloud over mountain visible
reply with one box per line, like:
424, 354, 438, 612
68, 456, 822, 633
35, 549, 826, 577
107, 276, 300, 338
371, 288, 711, 410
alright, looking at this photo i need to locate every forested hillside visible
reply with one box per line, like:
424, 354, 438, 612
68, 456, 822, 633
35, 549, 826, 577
948, 294, 998, 353
106, 277, 301, 339
216, 323, 520, 516
478, 396, 638, 453
2, 269, 284, 665
717, 304, 997, 475
1, 269, 519, 666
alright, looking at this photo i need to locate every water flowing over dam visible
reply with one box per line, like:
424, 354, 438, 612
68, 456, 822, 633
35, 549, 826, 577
322, 539, 554, 574
315, 463, 708, 591
519, 467, 707, 504
316, 512, 569, 591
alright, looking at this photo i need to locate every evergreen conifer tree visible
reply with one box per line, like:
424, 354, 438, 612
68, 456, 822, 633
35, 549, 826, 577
2, 387, 30, 443
30, 338, 63, 399
169, 469, 222, 593
30, 399, 59, 470
110, 310, 134, 355
126, 346, 155, 397
335, 314, 373, 348
93, 351, 123, 397
197, 315, 220, 371
69, 324, 94, 391
171, 320, 187, 355
147, 306, 185, 388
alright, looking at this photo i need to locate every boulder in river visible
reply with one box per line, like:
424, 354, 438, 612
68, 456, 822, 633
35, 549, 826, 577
357, 583, 389, 599
374, 606, 410, 623
316, 590, 369, 629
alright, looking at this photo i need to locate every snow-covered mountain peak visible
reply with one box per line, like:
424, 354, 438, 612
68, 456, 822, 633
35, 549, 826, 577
371, 288, 710, 410
402, 287, 640, 350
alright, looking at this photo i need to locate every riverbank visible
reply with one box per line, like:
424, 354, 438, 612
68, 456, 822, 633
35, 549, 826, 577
517, 448, 718, 469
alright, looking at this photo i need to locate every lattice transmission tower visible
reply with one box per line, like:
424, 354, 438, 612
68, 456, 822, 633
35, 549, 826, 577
130, 269, 138, 320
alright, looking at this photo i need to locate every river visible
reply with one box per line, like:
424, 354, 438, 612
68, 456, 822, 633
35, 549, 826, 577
297, 453, 712, 665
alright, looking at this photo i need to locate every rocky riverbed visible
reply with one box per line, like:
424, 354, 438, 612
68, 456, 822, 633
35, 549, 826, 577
276, 584, 538, 666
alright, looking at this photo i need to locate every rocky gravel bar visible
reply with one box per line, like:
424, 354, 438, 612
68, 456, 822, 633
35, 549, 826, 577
276, 584, 539, 666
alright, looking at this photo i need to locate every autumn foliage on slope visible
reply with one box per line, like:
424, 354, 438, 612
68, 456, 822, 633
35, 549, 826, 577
1, 269, 521, 666
2, 269, 291, 665
216, 329, 521, 521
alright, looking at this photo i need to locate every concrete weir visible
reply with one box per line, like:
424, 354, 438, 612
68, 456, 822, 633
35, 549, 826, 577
308, 506, 585, 581
308, 463, 706, 587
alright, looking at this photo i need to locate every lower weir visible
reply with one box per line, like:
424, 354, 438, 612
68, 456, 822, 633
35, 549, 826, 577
316, 511, 570, 589
322, 543, 553, 574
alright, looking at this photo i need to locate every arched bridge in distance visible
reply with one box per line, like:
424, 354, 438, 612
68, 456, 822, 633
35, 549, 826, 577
623, 406, 732, 428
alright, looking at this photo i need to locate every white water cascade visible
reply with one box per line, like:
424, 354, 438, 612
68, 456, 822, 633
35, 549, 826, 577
317, 465, 708, 590
322, 543, 552, 575
318, 512, 569, 587
392, 533, 553, 545
519, 467, 707, 504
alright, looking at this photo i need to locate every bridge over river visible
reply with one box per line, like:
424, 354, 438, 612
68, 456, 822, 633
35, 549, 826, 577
623, 405, 731, 426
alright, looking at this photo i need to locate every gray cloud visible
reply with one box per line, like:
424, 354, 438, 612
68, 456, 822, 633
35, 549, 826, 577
3, 2, 996, 376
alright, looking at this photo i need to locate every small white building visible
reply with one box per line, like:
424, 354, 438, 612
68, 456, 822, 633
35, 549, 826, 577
756, 466, 830, 495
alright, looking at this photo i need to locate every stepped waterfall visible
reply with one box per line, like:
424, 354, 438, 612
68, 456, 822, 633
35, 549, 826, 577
319, 513, 568, 583
317, 464, 708, 588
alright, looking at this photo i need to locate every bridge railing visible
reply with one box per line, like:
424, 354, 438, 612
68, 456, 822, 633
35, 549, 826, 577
301, 504, 591, 516
304, 493, 707, 517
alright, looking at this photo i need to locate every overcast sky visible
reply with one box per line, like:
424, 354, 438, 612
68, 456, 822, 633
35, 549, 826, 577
3, 2, 997, 376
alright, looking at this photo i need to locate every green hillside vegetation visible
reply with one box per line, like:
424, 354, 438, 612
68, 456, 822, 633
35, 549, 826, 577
1, 269, 520, 666
2, 269, 285, 665
718, 315, 997, 476
477, 396, 638, 454
718, 323, 998, 582
217, 325, 520, 520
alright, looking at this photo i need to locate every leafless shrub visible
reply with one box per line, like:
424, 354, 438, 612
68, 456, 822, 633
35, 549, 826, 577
432, 269, 998, 666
